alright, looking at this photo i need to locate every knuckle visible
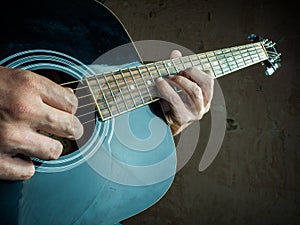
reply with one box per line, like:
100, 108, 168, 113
11, 101, 33, 118
69, 94, 78, 112
21, 71, 37, 86
190, 67, 201, 74
170, 94, 182, 105
48, 141, 63, 160
192, 84, 202, 97
22, 166, 35, 180
172, 75, 184, 83
45, 111, 58, 124
197, 108, 206, 120
0, 128, 14, 147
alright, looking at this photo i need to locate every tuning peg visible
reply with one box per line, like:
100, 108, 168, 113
248, 34, 263, 42
265, 63, 279, 76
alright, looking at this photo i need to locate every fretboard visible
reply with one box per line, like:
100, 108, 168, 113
86, 41, 268, 120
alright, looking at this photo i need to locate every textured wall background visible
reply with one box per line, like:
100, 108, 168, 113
101, 0, 299, 224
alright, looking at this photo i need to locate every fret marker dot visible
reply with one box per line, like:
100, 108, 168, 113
130, 85, 135, 90
147, 80, 152, 85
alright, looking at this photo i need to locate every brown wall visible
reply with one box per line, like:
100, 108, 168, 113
102, 0, 300, 224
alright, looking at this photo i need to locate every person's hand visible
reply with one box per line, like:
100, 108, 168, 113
0, 66, 83, 181
156, 50, 214, 136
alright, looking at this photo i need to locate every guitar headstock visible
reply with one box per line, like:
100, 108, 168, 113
248, 34, 281, 76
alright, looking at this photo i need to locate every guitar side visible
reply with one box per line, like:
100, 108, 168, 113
0, 0, 177, 224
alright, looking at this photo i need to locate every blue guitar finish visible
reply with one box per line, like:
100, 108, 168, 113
0, 1, 176, 224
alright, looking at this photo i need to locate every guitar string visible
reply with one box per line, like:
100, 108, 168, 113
58, 45, 265, 124
64, 46, 265, 124
59, 43, 262, 90
72, 45, 263, 103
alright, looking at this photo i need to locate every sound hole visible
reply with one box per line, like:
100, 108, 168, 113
35, 69, 96, 156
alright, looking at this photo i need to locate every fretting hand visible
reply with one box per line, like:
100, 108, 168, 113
156, 50, 214, 136
0, 66, 83, 181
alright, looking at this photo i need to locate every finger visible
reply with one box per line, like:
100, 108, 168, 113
38, 75, 78, 114
170, 50, 182, 59
180, 68, 214, 107
0, 154, 35, 181
36, 104, 84, 140
168, 75, 204, 114
1, 128, 63, 160
155, 77, 187, 115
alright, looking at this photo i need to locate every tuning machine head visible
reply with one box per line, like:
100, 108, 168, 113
248, 34, 281, 76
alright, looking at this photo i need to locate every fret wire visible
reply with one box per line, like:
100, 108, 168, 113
93, 74, 112, 116
137, 65, 153, 101
103, 73, 121, 113
220, 49, 231, 72
157, 61, 169, 77
237, 47, 246, 66
170, 58, 179, 73
194, 54, 202, 67
191, 55, 200, 68
179, 57, 186, 70
196, 54, 205, 71
111, 71, 129, 111
246, 46, 255, 63
254, 43, 262, 61
229, 48, 239, 69
146, 64, 158, 83
187, 55, 195, 67
214, 51, 225, 77
204, 52, 216, 75
120, 69, 137, 107
163, 61, 171, 75
154, 62, 163, 78
129, 68, 145, 104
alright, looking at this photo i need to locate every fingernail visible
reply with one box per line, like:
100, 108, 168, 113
156, 77, 163, 82
67, 87, 74, 93
74, 118, 84, 140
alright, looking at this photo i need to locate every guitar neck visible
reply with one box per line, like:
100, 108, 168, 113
86, 42, 268, 120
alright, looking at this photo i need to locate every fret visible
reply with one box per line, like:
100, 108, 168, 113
137, 65, 153, 102
110, 71, 128, 111
204, 52, 216, 75
128, 68, 145, 105
227, 49, 238, 70
179, 57, 187, 70
234, 47, 245, 67
177, 57, 186, 71
187, 55, 195, 67
154, 62, 163, 77
246, 46, 255, 64
103, 73, 121, 114
199, 53, 211, 70
253, 43, 263, 61
182, 56, 194, 68
241, 47, 252, 64
120, 69, 137, 108
213, 51, 225, 76
93, 74, 112, 118
212, 51, 226, 75
155, 61, 168, 76
196, 54, 205, 70
144, 64, 157, 82
163, 61, 171, 75
164, 60, 177, 75
189, 54, 201, 68
170, 58, 180, 73
217, 50, 231, 72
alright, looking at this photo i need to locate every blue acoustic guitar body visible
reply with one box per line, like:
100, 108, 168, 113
0, 1, 176, 224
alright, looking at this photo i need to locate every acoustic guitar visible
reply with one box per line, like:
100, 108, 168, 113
0, 0, 281, 224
